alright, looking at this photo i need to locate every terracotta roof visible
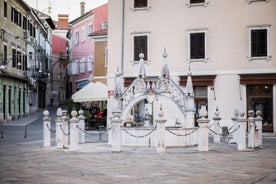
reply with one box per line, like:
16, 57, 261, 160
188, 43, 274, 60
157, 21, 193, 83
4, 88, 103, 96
53, 20, 72, 30
88, 29, 107, 36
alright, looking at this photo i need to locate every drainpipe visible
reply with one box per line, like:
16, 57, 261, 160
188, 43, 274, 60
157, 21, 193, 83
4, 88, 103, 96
120, 0, 125, 75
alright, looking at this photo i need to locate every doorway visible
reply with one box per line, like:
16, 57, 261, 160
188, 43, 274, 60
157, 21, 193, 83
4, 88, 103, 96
246, 85, 273, 132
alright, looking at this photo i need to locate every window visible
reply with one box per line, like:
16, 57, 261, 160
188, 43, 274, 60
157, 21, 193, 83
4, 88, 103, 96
81, 27, 85, 42
11, 7, 22, 26
190, 0, 205, 3
248, 25, 271, 61
23, 16, 27, 30
23, 53, 27, 71
4, 1, 7, 18
188, 28, 208, 62
12, 48, 16, 68
80, 58, 86, 73
87, 55, 93, 72
17, 51, 21, 69
251, 29, 267, 57
74, 31, 79, 45
186, 0, 209, 7
72, 60, 79, 75
88, 24, 93, 39
3, 45, 7, 65
134, 0, 148, 8
248, 0, 269, 4
133, 35, 148, 62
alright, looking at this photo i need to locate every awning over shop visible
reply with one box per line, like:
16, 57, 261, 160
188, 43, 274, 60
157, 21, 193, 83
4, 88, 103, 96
71, 81, 108, 102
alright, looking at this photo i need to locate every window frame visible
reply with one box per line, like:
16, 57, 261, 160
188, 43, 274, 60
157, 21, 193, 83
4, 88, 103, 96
74, 30, 79, 45
247, 0, 269, 4
72, 60, 79, 75
131, 31, 151, 64
87, 24, 93, 39
247, 25, 271, 61
186, 0, 209, 8
80, 57, 86, 73
81, 27, 85, 43
131, 0, 151, 11
187, 28, 208, 63
4, 0, 7, 18
87, 55, 93, 72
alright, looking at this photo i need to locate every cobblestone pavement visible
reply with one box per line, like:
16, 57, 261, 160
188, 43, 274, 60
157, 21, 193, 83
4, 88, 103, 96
0, 108, 276, 184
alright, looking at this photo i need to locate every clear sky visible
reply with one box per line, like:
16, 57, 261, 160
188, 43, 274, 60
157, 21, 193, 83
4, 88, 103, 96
23, 0, 108, 22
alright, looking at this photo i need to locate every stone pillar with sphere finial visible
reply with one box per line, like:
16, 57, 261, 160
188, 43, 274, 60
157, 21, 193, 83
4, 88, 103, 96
197, 106, 210, 152
155, 104, 167, 153
213, 107, 221, 143
69, 110, 79, 151
43, 110, 51, 147
247, 110, 256, 148
78, 109, 86, 143
111, 106, 122, 152
231, 109, 239, 144
255, 110, 263, 147
61, 110, 69, 148
237, 110, 247, 151
55, 107, 63, 148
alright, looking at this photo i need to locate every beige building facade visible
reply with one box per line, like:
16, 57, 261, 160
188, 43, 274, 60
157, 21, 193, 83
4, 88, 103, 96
107, 0, 276, 133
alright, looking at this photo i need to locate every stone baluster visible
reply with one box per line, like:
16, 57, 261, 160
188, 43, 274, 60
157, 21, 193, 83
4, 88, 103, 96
197, 106, 210, 152
231, 109, 239, 144
247, 110, 255, 148
155, 105, 167, 153
237, 110, 247, 151
111, 108, 122, 152
61, 110, 69, 148
55, 107, 63, 149
255, 110, 263, 147
213, 108, 221, 143
43, 110, 51, 147
78, 109, 86, 144
69, 110, 79, 151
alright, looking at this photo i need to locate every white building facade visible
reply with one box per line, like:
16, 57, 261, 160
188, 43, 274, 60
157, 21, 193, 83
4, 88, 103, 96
107, 0, 276, 133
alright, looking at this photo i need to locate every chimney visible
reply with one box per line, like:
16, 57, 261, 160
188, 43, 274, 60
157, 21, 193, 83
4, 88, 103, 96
58, 14, 69, 24
80, 1, 85, 16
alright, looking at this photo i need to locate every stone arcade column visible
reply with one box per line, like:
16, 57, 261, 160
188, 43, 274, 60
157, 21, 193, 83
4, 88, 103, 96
78, 109, 86, 144
61, 110, 69, 148
237, 110, 247, 151
247, 110, 256, 148
55, 107, 63, 148
69, 110, 79, 151
213, 108, 221, 143
255, 110, 263, 147
43, 110, 51, 147
197, 106, 210, 152
111, 108, 122, 152
155, 105, 167, 153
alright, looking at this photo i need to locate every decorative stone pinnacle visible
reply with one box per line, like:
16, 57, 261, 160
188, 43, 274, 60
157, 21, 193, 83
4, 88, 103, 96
162, 47, 168, 58
214, 107, 220, 116
56, 108, 62, 117
256, 110, 262, 117
139, 53, 144, 60
157, 104, 164, 118
78, 109, 84, 115
239, 110, 245, 117
43, 110, 49, 117
71, 110, 78, 118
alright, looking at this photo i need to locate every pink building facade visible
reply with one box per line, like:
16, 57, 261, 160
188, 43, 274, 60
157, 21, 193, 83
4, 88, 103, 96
70, 3, 108, 93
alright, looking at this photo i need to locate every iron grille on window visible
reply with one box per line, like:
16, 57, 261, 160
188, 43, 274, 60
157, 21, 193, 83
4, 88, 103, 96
134, 0, 148, 8
190, 0, 205, 4
251, 29, 267, 57
190, 33, 205, 59
134, 35, 148, 61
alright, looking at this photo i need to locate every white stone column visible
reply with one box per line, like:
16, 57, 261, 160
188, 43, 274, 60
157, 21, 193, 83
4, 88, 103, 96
231, 109, 239, 144
111, 108, 122, 152
55, 107, 63, 149
237, 110, 247, 151
69, 110, 79, 151
197, 118, 210, 152
255, 110, 263, 147
155, 106, 167, 153
61, 110, 69, 148
78, 109, 86, 144
247, 110, 255, 148
213, 108, 221, 143
43, 110, 51, 147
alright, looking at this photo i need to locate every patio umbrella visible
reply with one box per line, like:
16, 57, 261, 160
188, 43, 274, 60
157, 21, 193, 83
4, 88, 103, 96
71, 81, 108, 102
